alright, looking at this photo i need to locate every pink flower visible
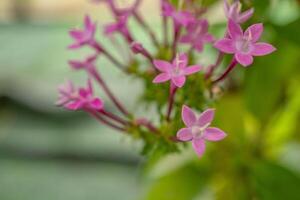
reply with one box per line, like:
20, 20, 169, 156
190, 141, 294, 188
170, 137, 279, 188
180, 19, 215, 52
214, 20, 276, 67
57, 80, 103, 111
68, 55, 97, 71
177, 105, 227, 157
69, 15, 97, 49
162, 0, 194, 27
224, 0, 254, 24
104, 14, 133, 42
152, 53, 202, 88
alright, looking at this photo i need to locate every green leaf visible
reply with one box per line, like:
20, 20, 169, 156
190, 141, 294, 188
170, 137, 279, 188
250, 161, 300, 200
145, 164, 209, 200
273, 18, 300, 46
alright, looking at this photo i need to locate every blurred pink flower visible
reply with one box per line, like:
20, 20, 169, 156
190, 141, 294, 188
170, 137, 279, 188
68, 55, 97, 71
57, 80, 103, 111
104, 14, 133, 42
177, 105, 227, 157
214, 20, 276, 67
224, 0, 254, 24
180, 19, 215, 52
153, 53, 202, 88
162, 0, 195, 27
69, 15, 97, 49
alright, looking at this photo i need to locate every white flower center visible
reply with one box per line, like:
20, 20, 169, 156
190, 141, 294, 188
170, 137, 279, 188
191, 123, 210, 139
235, 33, 253, 54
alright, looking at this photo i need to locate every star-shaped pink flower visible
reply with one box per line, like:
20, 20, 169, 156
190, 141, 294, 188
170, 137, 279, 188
69, 15, 97, 49
162, 0, 195, 27
177, 105, 227, 157
214, 20, 276, 67
224, 0, 254, 24
180, 19, 215, 52
152, 53, 202, 88
57, 80, 103, 111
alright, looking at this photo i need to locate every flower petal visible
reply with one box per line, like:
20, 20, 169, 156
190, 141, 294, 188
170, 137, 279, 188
66, 100, 83, 110
228, 19, 243, 39
69, 60, 84, 70
179, 35, 191, 43
172, 76, 186, 88
197, 109, 215, 127
153, 60, 173, 72
90, 98, 104, 110
192, 138, 206, 157
245, 23, 263, 43
184, 65, 202, 75
84, 15, 93, 30
238, 8, 254, 23
252, 42, 276, 56
235, 53, 253, 67
69, 30, 84, 40
182, 105, 197, 127
214, 38, 236, 54
177, 128, 193, 141
152, 73, 171, 83
203, 127, 227, 141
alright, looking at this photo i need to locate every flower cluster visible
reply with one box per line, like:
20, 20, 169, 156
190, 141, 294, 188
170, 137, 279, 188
58, 0, 275, 158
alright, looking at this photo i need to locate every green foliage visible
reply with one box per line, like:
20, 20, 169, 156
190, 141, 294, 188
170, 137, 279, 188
145, 164, 209, 200
250, 161, 300, 200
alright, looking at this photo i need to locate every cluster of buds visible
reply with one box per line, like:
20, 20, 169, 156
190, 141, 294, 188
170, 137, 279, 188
57, 0, 275, 158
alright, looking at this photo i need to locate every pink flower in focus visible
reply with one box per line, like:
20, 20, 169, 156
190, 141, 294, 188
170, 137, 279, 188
180, 19, 215, 52
214, 20, 276, 67
69, 15, 97, 49
162, 0, 195, 27
177, 105, 227, 157
224, 0, 254, 24
152, 53, 202, 88
57, 80, 103, 111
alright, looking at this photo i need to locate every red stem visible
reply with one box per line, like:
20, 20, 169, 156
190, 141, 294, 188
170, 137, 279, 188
90, 40, 126, 73
172, 25, 181, 59
136, 118, 159, 134
89, 68, 130, 116
100, 110, 129, 126
212, 58, 238, 84
133, 12, 160, 48
205, 52, 224, 79
166, 83, 177, 121
88, 110, 126, 132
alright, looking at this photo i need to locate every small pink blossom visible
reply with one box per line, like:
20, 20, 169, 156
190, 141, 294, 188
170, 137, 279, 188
69, 15, 97, 49
57, 80, 103, 111
104, 14, 133, 42
214, 20, 276, 67
162, 0, 195, 27
177, 105, 227, 157
68, 55, 97, 71
152, 53, 202, 88
180, 19, 215, 52
224, 0, 254, 24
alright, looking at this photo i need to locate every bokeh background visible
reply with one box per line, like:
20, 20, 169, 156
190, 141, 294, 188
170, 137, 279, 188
0, 0, 300, 199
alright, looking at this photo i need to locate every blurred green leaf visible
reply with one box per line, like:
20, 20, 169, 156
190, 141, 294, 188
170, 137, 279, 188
243, 40, 300, 121
273, 18, 300, 46
145, 164, 208, 200
251, 161, 300, 200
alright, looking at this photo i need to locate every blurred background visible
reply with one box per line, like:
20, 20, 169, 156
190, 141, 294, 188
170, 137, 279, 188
0, 0, 300, 200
